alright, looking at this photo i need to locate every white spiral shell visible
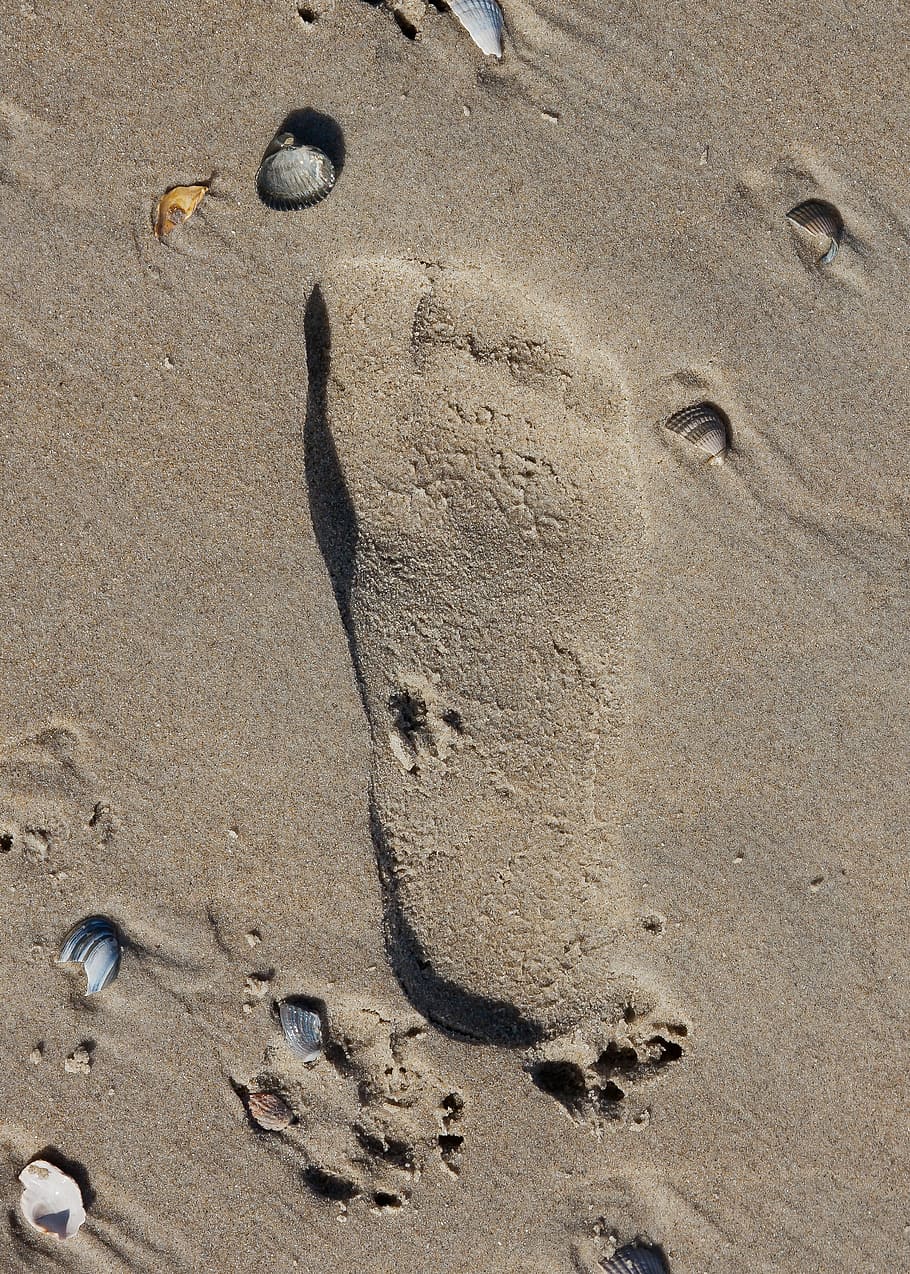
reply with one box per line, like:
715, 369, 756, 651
448, 0, 504, 57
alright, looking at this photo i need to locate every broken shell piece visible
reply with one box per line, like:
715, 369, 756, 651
278, 997, 324, 1063
58, 915, 121, 994
153, 183, 209, 240
448, 0, 503, 57
256, 133, 335, 210
18, 1160, 86, 1241
664, 402, 729, 464
247, 1090, 294, 1132
601, 1244, 668, 1274
786, 198, 843, 265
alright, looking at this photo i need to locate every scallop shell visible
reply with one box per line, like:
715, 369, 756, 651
601, 1244, 668, 1274
247, 1090, 294, 1132
664, 402, 729, 464
786, 198, 843, 264
58, 915, 121, 994
256, 133, 335, 210
448, 0, 504, 57
18, 1160, 86, 1241
278, 997, 324, 1063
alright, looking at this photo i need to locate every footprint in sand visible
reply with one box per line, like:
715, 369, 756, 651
304, 257, 688, 1105
233, 995, 466, 1209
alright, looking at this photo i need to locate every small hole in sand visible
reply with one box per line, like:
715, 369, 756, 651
0, 831, 14, 853
531, 1059, 587, 1108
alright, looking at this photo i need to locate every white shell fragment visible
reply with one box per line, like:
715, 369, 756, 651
664, 402, 729, 464
786, 198, 843, 265
601, 1244, 668, 1274
58, 915, 121, 994
448, 0, 504, 57
18, 1160, 86, 1241
256, 132, 336, 210
278, 997, 324, 1063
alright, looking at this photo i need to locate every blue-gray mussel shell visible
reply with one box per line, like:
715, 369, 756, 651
448, 0, 504, 57
664, 402, 729, 464
278, 997, 324, 1062
601, 1244, 669, 1274
786, 199, 843, 265
256, 132, 335, 210
58, 915, 122, 994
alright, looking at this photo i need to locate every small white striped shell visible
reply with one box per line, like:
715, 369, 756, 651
664, 402, 729, 464
786, 199, 843, 265
279, 997, 324, 1063
601, 1244, 668, 1274
58, 915, 121, 994
19, 1160, 86, 1241
257, 132, 336, 210
448, 0, 504, 57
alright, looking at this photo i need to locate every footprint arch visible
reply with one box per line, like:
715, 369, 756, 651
306, 256, 651, 1047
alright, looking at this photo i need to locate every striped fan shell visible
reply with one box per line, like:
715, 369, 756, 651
257, 133, 336, 210
601, 1243, 669, 1274
58, 914, 122, 994
786, 199, 843, 264
664, 402, 729, 464
278, 997, 325, 1063
448, 0, 504, 57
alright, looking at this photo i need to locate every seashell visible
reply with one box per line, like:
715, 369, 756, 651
601, 1244, 668, 1274
256, 133, 335, 210
58, 915, 121, 994
247, 1090, 294, 1132
664, 402, 729, 464
447, 0, 504, 57
786, 198, 843, 265
153, 183, 209, 240
278, 997, 324, 1062
18, 1160, 86, 1241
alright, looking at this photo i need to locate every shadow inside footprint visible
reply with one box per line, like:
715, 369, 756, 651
304, 286, 358, 639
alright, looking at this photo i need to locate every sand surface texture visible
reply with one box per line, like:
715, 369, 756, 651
1, 0, 908, 1270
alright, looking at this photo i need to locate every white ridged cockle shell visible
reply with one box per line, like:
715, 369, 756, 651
257, 132, 335, 210
786, 199, 843, 265
664, 402, 729, 464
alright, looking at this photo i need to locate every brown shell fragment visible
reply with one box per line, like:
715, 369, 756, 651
246, 1090, 294, 1132
664, 402, 729, 464
153, 183, 209, 240
786, 198, 843, 264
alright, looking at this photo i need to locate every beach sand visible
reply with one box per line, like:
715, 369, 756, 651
0, 0, 908, 1269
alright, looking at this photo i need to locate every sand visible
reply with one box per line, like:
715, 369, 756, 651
0, 0, 907, 1270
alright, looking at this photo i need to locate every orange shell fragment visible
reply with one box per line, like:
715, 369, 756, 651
153, 183, 209, 239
